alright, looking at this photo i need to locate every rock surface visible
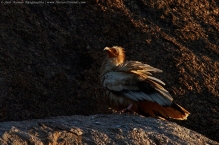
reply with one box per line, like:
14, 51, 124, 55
0, 114, 217, 145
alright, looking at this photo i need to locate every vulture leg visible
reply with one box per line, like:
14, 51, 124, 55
120, 104, 134, 113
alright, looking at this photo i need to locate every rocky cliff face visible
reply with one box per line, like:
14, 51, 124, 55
0, 0, 219, 142
0, 114, 218, 145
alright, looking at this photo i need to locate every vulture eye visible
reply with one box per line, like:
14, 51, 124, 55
111, 48, 117, 53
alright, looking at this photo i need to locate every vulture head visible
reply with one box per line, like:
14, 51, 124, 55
103, 46, 125, 66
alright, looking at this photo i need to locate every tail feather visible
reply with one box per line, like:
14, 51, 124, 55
138, 101, 190, 120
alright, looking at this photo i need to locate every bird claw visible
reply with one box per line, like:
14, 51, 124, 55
119, 104, 135, 114
120, 108, 134, 113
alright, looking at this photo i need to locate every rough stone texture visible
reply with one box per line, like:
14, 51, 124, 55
0, 0, 219, 142
0, 114, 217, 145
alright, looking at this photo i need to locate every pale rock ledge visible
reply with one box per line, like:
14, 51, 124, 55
0, 114, 217, 145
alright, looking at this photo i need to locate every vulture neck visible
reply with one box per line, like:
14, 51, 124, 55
101, 55, 125, 76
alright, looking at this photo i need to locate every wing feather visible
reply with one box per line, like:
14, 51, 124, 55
116, 61, 163, 73
101, 61, 173, 106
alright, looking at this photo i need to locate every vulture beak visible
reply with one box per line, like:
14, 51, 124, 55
103, 47, 110, 51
